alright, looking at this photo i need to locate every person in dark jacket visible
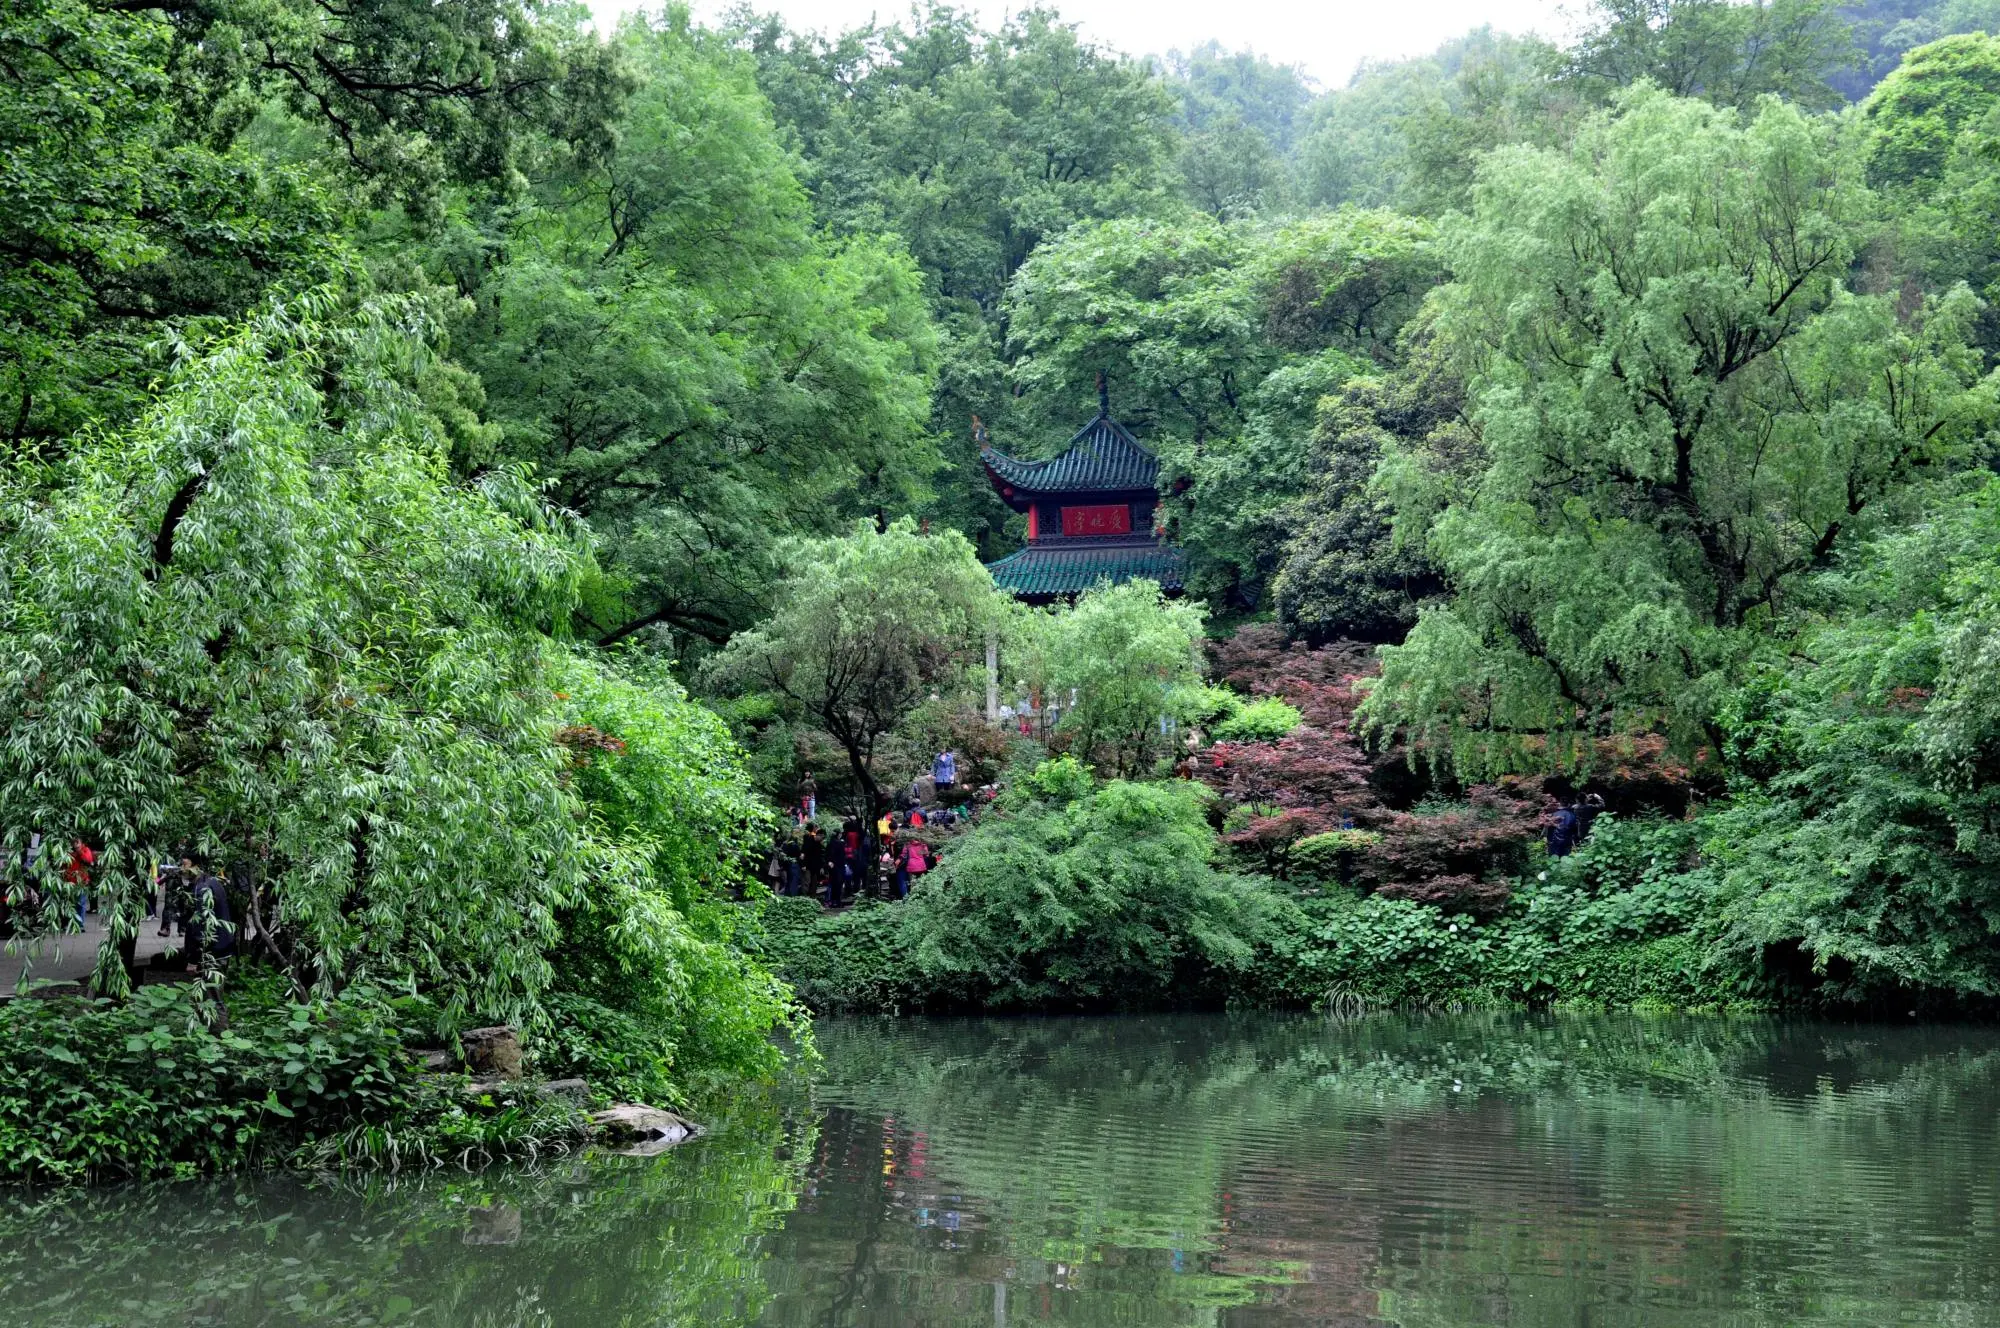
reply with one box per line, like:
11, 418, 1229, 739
824, 837, 849, 908
781, 835, 803, 896
160, 857, 195, 938
1546, 803, 1581, 858
802, 827, 825, 895
181, 859, 236, 970
1577, 792, 1606, 839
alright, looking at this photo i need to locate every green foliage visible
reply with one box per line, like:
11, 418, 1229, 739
705, 518, 1003, 808
1558, 0, 1856, 112
0, 984, 560, 1184
0, 0, 627, 448
744, 895, 921, 1014
536, 992, 680, 1106
1254, 815, 1748, 1010
0, 295, 805, 1117
1210, 696, 1304, 743
1016, 580, 1207, 776
1363, 87, 1995, 773
1693, 478, 2000, 998
1271, 328, 1466, 642
1165, 41, 1314, 153
1298, 29, 1573, 217
1021, 752, 1098, 802
1287, 829, 1384, 882
1006, 215, 1263, 441
1860, 34, 2000, 356
751, 761, 1285, 1012
1864, 31, 2000, 189
901, 761, 1282, 1009
0, 296, 590, 1017
545, 652, 807, 1098
0, 0, 341, 445
157, 0, 626, 216
450, 16, 940, 650
1163, 42, 1310, 216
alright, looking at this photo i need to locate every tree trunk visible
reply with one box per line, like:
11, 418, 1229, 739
841, 738, 884, 816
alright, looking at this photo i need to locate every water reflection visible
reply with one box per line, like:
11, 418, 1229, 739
772, 1014, 2000, 1326
0, 1095, 812, 1327
5, 1014, 2000, 1326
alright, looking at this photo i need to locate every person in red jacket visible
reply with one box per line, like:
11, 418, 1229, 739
63, 840, 94, 928
897, 839, 933, 899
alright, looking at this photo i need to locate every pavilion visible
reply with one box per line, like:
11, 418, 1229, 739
979, 382, 1185, 604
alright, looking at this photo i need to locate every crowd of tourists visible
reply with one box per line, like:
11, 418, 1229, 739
765, 750, 995, 907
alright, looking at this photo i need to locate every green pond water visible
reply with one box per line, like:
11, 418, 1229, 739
6, 1012, 2000, 1326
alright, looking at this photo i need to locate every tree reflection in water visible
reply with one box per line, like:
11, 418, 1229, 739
0, 1092, 813, 1327
765, 1014, 2000, 1326
6, 1015, 2000, 1326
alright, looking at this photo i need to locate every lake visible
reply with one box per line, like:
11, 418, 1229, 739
5, 1012, 1999, 1326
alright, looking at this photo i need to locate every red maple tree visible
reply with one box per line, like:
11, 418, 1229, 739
1199, 627, 1694, 913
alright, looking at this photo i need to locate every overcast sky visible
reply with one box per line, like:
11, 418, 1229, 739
592, 0, 1572, 88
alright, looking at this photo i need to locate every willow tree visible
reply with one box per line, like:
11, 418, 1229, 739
1362, 87, 1996, 772
0, 291, 790, 1043
0, 297, 594, 1011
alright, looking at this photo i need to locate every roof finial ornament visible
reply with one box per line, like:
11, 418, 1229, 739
971, 413, 988, 447
1096, 370, 1110, 419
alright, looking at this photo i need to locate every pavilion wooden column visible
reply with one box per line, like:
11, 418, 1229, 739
985, 625, 1000, 724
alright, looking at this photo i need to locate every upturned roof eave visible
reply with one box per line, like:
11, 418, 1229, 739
979, 414, 1161, 507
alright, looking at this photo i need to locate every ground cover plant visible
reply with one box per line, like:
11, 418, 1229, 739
0, 981, 592, 1184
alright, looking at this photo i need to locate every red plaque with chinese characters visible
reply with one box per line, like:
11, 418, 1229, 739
1059, 504, 1131, 537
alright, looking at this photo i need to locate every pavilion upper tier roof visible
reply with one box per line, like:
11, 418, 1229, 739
981, 411, 1160, 504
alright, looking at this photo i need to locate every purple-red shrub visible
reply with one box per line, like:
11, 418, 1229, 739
1200, 627, 1692, 914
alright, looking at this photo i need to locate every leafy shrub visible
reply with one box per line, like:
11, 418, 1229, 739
1211, 696, 1303, 742
1018, 581, 1208, 776
536, 992, 678, 1105
747, 761, 1290, 1012
1685, 483, 2000, 1002
1242, 815, 1753, 1012
1173, 684, 1243, 728
741, 895, 919, 1014
755, 800, 1768, 1015
0, 981, 606, 1184
0, 986, 415, 1183
544, 652, 810, 1100
1288, 829, 1383, 882
900, 761, 1285, 1009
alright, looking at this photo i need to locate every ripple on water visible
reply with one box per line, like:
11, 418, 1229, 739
4, 1012, 1999, 1327
765, 1013, 2000, 1326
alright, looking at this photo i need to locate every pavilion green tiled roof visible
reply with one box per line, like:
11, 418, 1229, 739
986, 540, 1186, 599
981, 413, 1159, 498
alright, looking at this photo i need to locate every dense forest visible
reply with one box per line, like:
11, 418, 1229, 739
4, 0, 2000, 1179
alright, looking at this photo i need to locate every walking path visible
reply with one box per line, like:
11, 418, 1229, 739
1, 914, 179, 994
